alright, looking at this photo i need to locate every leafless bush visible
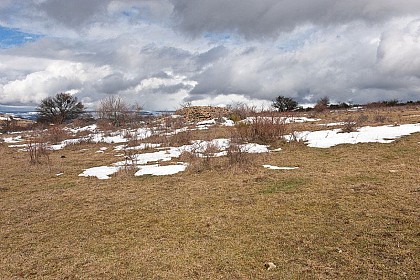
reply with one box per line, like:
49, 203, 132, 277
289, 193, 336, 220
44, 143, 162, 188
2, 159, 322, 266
166, 130, 193, 147
181, 141, 223, 172
374, 115, 387, 123
122, 148, 138, 174
96, 119, 117, 131
341, 118, 357, 133
357, 114, 369, 125
45, 125, 70, 144
226, 142, 252, 166
71, 117, 93, 128
228, 103, 256, 122
235, 116, 287, 144
26, 132, 51, 166
97, 95, 130, 127
163, 115, 185, 131
314, 97, 330, 112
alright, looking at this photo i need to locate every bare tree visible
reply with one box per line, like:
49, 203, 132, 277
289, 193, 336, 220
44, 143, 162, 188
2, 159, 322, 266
97, 95, 129, 126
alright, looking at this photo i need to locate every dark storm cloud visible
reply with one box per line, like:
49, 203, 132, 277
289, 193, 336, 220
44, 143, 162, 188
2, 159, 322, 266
151, 83, 194, 94
172, 0, 420, 38
1, 0, 420, 110
37, 0, 111, 28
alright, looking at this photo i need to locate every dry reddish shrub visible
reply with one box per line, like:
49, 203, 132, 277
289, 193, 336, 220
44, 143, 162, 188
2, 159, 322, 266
340, 118, 357, 133
234, 116, 287, 144
45, 125, 70, 144
26, 130, 51, 166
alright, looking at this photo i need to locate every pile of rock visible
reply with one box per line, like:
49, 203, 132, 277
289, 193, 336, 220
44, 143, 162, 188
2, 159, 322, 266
176, 106, 230, 122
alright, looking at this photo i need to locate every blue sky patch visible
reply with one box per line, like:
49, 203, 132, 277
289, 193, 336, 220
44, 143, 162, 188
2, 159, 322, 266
0, 26, 42, 49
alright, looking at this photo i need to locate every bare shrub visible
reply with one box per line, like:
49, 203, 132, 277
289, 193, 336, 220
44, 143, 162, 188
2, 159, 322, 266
357, 114, 369, 125
374, 115, 387, 123
163, 115, 185, 132
121, 149, 138, 174
45, 125, 70, 144
235, 116, 287, 144
166, 130, 193, 147
201, 142, 221, 167
314, 96, 330, 112
341, 118, 357, 133
26, 132, 51, 166
226, 142, 252, 166
183, 141, 225, 172
71, 116, 94, 128
96, 119, 116, 131
228, 103, 256, 122
97, 95, 130, 127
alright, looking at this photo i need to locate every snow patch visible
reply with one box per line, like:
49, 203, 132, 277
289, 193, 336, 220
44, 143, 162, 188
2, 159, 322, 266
263, 165, 299, 170
79, 166, 120, 180
287, 123, 420, 148
135, 163, 188, 176
2, 136, 23, 143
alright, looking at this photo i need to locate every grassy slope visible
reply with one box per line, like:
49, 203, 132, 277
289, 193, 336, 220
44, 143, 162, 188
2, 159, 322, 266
0, 110, 419, 279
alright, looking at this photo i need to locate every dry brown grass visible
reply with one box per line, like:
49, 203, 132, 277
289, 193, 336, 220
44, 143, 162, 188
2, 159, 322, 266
0, 107, 419, 279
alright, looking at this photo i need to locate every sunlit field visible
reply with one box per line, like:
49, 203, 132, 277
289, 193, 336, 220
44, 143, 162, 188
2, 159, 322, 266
1, 105, 419, 279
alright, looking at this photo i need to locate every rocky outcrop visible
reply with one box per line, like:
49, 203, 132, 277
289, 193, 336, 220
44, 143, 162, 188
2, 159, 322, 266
176, 106, 230, 122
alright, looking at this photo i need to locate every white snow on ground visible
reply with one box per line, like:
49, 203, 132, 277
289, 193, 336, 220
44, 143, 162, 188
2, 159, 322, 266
114, 149, 181, 165
134, 163, 188, 176
263, 165, 299, 170
96, 147, 108, 153
79, 138, 270, 179
318, 122, 347, 127
51, 128, 154, 150
2, 136, 23, 143
287, 123, 420, 148
197, 119, 216, 126
221, 118, 235, 126
243, 116, 320, 124
241, 143, 270, 153
66, 124, 98, 134
89, 133, 128, 144
50, 138, 83, 150
79, 166, 120, 180
114, 143, 161, 151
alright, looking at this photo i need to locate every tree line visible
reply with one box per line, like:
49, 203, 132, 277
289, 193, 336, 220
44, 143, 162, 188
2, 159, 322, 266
36, 92, 420, 124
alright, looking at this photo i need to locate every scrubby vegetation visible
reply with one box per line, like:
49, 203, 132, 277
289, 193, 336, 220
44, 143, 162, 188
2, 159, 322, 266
0, 100, 419, 279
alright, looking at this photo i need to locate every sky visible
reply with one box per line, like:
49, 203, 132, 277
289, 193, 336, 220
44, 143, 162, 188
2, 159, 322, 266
1, 0, 420, 111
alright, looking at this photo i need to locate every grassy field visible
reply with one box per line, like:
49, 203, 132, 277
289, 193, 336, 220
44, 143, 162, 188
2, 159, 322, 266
1, 107, 419, 279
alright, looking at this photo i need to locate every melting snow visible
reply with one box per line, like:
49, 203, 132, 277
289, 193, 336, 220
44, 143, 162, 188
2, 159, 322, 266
66, 124, 98, 134
287, 123, 420, 148
79, 138, 270, 179
114, 143, 161, 151
79, 166, 120, 180
2, 136, 23, 143
96, 147, 108, 153
197, 119, 216, 126
134, 163, 188, 176
263, 165, 299, 170
243, 116, 320, 124
318, 122, 346, 127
